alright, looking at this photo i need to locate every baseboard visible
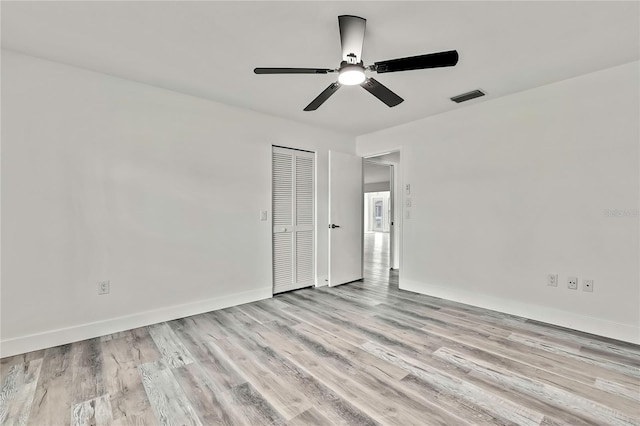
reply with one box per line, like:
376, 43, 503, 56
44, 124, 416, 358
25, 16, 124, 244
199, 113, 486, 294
400, 279, 640, 345
1, 287, 272, 358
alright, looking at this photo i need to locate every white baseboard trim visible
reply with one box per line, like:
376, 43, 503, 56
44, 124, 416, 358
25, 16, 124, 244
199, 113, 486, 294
1, 287, 272, 358
400, 279, 640, 345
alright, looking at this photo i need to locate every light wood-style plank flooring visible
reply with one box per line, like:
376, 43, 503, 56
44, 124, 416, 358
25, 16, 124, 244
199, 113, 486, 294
2, 233, 639, 425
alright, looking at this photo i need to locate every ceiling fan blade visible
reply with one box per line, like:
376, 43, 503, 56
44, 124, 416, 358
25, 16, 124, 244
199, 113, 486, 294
361, 78, 403, 107
254, 67, 334, 74
374, 50, 459, 73
304, 82, 341, 111
338, 15, 366, 63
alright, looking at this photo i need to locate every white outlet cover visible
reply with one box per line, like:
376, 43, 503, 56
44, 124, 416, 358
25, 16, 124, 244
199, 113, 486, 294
583, 279, 594, 292
567, 277, 578, 290
98, 280, 110, 295
547, 274, 558, 287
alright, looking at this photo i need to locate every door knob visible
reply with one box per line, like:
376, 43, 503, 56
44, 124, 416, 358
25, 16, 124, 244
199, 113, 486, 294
329, 224, 341, 229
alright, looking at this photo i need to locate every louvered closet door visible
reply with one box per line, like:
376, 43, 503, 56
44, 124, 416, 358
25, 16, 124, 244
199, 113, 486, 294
272, 147, 315, 294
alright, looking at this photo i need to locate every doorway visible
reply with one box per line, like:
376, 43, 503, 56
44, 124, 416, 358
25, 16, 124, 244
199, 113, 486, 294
363, 190, 391, 273
362, 151, 400, 283
365, 192, 391, 233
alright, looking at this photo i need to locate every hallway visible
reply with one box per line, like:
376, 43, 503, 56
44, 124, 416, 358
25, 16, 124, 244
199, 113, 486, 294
363, 232, 398, 290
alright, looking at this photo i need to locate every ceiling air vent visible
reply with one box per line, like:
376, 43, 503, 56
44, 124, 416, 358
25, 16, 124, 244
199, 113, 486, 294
450, 89, 485, 103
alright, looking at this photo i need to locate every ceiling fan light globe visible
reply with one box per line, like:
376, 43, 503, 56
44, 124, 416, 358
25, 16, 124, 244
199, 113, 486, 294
338, 66, 366, 85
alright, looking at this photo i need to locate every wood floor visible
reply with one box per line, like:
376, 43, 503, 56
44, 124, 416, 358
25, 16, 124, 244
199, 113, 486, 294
2, 233, 639, 425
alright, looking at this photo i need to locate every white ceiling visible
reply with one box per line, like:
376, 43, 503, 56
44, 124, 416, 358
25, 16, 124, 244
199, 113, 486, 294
2, 1, 638, 136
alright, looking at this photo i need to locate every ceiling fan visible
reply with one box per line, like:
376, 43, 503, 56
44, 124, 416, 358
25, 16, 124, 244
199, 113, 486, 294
254, 15, 459, 111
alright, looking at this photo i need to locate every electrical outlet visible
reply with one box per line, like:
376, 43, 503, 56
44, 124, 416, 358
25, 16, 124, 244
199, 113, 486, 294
98, 280, 110, 295
547, 274, 558, 287
260, 210, 268, 221
583, 279, 594, 292
567, 277, 578, 290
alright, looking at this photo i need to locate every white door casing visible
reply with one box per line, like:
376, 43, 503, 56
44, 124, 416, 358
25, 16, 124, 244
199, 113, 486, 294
272, 147, 315, 294
328, 151, 363, 286
388, 164, 395, 268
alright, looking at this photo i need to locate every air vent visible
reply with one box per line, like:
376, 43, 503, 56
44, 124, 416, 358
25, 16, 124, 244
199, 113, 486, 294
451, 89, 485, 103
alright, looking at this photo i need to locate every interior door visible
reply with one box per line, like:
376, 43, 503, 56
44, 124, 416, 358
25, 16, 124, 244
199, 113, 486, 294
328, 151, 363, 286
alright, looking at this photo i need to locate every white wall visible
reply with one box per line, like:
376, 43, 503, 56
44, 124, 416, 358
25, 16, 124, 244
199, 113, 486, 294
357, 62, 640, 344
1, 50, 355, 356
